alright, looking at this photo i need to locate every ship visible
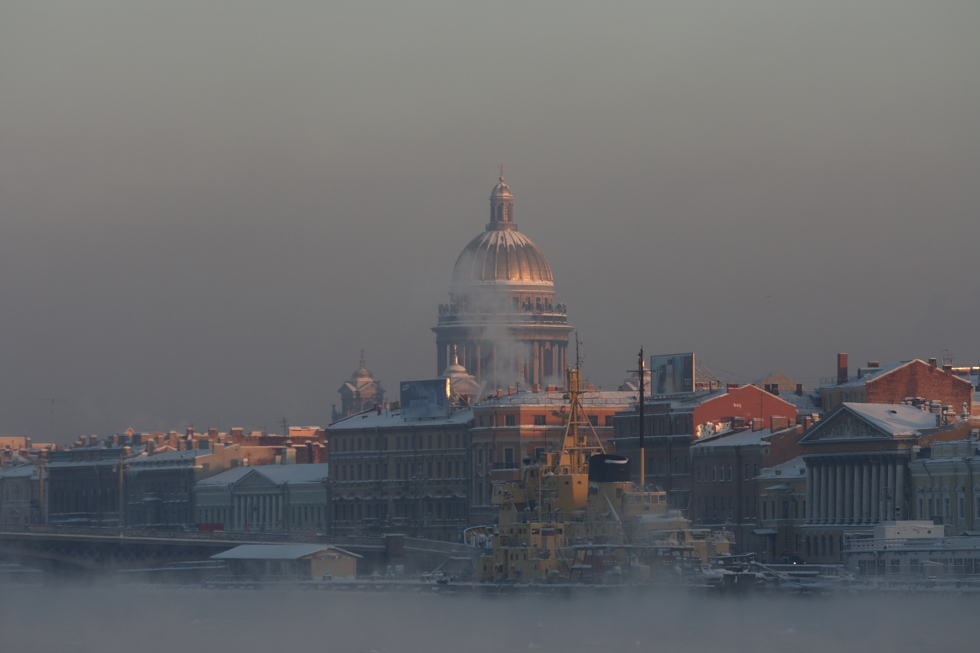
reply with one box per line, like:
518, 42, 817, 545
478, 353, 733, 585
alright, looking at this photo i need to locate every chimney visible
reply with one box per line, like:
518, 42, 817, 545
929, 358, 937, 368
532, 384, 540, 393
497, 389, 503, 398
375, 402, 382, 415
147, 441, 155, 454
208, 427, 218, 438
942, 364, 952, 374
796, 383, 804, 397
186, 427, 194, 438
587, 385, 594, 391
726, 383, 739, 393
751, 418, 764, 431
837, 353, 849, 385
867, 361, 879, 368
508, 387, 515, 395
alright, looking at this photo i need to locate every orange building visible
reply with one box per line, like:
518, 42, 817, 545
468, 386, 634, 523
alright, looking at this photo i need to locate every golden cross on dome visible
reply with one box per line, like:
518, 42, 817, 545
498, 164, 504, 180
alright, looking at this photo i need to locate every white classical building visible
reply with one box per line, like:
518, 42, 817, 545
908, 437, 980, 532
798, 403, 952, 562
194, 463, 330, 533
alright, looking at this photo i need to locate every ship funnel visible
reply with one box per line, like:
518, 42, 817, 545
588, 454, 631, 483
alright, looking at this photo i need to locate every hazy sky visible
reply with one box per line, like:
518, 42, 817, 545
2, 2, 978, 442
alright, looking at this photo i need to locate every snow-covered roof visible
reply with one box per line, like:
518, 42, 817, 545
211, 544, 359, 560
195, 465, 253, 487
844, 402, 939, 435
816, 361, 909, 389
330, 406, 473, 430
756, 456, 806, 481
691, 428, 773, 449
773, 391, 823, 414
127, 448, 214, 468
0, 463, 38, 478
196, 463, 330, 488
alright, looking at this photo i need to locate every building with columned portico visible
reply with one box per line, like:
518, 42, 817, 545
799, 402, 978, 562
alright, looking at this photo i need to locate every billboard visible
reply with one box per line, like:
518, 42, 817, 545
400, 378, 451, 419
649, 352, 696, 395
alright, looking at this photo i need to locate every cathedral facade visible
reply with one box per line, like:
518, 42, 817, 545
433, 173, 573, 390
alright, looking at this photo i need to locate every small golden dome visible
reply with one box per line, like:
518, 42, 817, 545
490, 174, 512, 198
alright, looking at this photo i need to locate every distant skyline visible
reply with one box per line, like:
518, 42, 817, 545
2, 3, 978, 442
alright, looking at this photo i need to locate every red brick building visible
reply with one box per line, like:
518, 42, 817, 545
612, 384, 800, 511
819, 355, 974, 415
690, 422, 805, 551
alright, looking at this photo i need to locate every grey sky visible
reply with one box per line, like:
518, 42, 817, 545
2, 2, 978, 442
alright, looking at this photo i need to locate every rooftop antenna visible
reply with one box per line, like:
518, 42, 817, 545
941, 349, 953, 367
39, 398, 66, 442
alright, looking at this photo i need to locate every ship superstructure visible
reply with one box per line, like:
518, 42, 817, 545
480, 355, 732, 583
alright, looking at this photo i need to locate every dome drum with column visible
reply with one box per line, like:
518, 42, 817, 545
433, 173, 573, 390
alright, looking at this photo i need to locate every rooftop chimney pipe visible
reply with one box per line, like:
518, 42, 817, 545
837, 353, 849, 385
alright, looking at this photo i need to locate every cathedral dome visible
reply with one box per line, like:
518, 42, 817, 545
451, 229, 554, 284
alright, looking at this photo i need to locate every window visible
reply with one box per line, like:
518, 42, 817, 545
504, 448, 514, 464
588, 415, 598, 426
505, 415, 516, 427
605, 416, 614, 426
533, 415, 546, 426
727, 465, 732, 481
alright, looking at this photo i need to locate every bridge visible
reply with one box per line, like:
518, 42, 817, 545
0, 526, 476, 576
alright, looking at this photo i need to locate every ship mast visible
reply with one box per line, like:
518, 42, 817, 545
552, 334, 605, 475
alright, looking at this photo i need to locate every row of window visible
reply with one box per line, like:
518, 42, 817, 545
335, 459, 467, 482
695, 495, 805, 522
332, 432, 467, 454
695, 463, 759, 483
333, 499, 467, 522
915, 494, 980, 522
476, 414, 608, 428
857, 557, 980, 576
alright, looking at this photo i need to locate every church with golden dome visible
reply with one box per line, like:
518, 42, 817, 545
433, 172, 573, 390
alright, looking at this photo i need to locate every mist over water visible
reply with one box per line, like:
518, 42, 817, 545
0, 584, 972, 653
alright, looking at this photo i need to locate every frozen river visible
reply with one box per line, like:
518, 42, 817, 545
0, 584, 974, 653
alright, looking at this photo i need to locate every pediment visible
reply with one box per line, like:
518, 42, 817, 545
232, 470, 277, 488
801, 412, 888, 443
